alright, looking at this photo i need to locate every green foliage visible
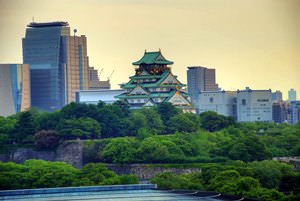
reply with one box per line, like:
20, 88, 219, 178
0, 160, 138, 190
101, 138, 138, 163
34, 130, 60, 150
200, 111, 235, 132
249, 160, 293, 189
56, 117, 101, 140
13, 109, 40, 143
169, 113, 199, 133
151, 172, 203, 190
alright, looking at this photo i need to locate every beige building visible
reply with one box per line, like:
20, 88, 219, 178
64, 35, 89, 103
0, 64, 30, 116
88, 66, 111, 90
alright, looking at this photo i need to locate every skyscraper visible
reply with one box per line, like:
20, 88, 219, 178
288, 89, 297, 101
187, 66, 219, 103
0, 64, 30, 116
22, 21, 89, 111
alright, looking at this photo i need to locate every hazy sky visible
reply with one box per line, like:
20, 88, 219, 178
0, 0, 299, 99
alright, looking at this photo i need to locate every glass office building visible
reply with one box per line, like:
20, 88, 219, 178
0, 64, 30, 116
23, 22, 89, 111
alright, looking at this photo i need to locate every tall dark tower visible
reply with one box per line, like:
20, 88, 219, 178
23, 21, 89, 111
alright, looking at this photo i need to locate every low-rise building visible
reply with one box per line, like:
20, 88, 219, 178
196, 91, 236, 118
236, 87, 272, 122
75, 89, 125, 105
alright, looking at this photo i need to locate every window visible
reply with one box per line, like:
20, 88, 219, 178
242, 99, 246, 105
209, 97, 214, 103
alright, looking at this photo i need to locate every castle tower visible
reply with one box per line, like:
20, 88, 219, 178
116, 50, 192, 111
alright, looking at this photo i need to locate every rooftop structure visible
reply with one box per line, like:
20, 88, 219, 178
117, 50, 193, 111
0, 184, 258, 201
76, 89, 125, 104
27, 21, 69, 28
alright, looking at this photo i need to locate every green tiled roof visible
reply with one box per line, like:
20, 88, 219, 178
121, 72, 185, 89
116, 92, 175, 99
132, 51, 174, 65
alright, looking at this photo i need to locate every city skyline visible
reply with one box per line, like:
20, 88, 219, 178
0, 0, 299, 99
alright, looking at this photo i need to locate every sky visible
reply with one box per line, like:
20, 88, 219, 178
0, 0, 299, 99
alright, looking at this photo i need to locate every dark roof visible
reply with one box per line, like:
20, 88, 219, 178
27, 21, 69, 28
132, 51, 174, 65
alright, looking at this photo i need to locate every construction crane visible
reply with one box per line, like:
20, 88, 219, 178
107, 70, 114, 81
98, 68, 103, 80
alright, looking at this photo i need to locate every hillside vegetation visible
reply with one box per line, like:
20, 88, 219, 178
0, 101, 300, 200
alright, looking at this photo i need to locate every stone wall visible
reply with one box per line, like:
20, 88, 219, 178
0, 141, 84, 168
105, 164, 202, 180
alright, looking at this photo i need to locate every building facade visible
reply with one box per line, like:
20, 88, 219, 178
289, 101, 300, 124
272, 101, 290, 124
288, 89, 297, 101
196, 91, 237, 117
236, 87, 272, 122
116, 50, 192, 111
187, 66, 219, 105
88, 67, 111, 89
22, 21, 89, 111
272, 90, 283, 102
0, 64, 30, 116
76, 89, 125, 105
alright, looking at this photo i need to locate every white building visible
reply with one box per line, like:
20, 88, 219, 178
75, 89, 125, 105
288, 89, 297, 101
196, 91, 236, 117
237, 87, 272, 122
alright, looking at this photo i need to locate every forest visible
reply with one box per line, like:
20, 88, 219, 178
0, 101, 300, 200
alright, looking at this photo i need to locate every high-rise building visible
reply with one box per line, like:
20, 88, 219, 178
288, 89, 297, 101
116, 50, 193, 112
196, 91, 237, 118
187, 66, 219, 103
236, 87, 272, 122
0, 64, 30, 116
289, 101, 300, 124
22, 21, 89, 111
272, 90, 283, 102
272, 101, 289, 124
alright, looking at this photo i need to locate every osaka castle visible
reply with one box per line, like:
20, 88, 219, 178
116, 50, 193, 112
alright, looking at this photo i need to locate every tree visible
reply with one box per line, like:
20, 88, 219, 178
60, 102, 99, 119
13, 110, 39, 143
56, 117, 101, 140
169, 113, 199, 133
34, 130, 59, 150
101, 138, 138, 163
138, 108, 164, 134
200, 111, 235, 132
137, 137, 169, 162
228, 134, 270, 162
128, 111, 148, 134
156, 102, 180, 125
